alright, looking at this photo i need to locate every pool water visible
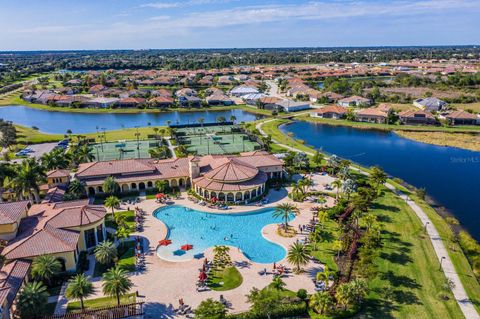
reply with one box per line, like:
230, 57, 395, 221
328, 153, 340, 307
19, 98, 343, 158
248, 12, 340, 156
153, 205, 291, 263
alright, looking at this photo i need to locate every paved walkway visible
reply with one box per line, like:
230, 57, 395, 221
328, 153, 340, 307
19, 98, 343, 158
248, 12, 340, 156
256, 119, 480, 319
166, 138, 177, 159
53, 282, 69, 315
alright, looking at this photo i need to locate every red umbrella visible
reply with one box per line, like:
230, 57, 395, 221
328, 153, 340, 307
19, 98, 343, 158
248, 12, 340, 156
198, 271, 208, 281
159, 239, 172, 246
156, 193, 165, 199
211, 197, 217, 203
181, 244, 193, 251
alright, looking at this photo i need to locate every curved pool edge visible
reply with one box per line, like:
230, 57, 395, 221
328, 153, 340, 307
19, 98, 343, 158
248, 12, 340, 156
152, 204, 293, 264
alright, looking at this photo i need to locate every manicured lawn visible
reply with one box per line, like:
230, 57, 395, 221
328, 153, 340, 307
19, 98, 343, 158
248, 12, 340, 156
361, 189, 463, 319
104, 210, 135, 231
310, 219, 340, 272
66, 293, 136, 312
93, 241, 136, 277
208, 266, 243, 291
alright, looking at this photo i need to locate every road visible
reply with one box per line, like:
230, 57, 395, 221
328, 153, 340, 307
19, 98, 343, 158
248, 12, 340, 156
256, 118, 480, 319
265, 80, 284, 98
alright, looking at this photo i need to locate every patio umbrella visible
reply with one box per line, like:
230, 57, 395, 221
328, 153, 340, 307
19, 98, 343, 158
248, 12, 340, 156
156, 193, 165, 199
181, 244, 193, 251
159, 239, 172, 246
198, 271, 208, 281
211, 197, 217, 203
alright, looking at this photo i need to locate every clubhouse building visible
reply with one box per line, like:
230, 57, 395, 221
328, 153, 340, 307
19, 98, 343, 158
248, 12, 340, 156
73, 151, 284, 203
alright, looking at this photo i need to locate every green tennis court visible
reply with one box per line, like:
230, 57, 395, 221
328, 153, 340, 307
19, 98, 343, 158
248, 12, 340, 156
176, 125, 262, 155
90, 139, 160, 161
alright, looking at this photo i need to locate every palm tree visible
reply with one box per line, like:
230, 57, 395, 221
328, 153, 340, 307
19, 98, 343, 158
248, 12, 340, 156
316, 265, 331, 287
31, 255, 62, 286
102, 267, 133, 306
155, 180, 169, 192
17, 281, 49, 319
332, 180, 342, 200
312, 150, 324, 168
11, 158, 46, 203
287, 242, 310, 273
65, 274, 94, 312
273, 203, 299, 230
333, 239, 343, 258
299, 177, 314, 194
370, 165, 387, 191
94, 241, 118, 265
68, 179, 86, 198
73, 143, 95, 164
104, 196, 120, 216
153, 127, 159, 139
41, 148, 71, 170
271, 276, 286, 291
103, 176, 119, 195
309, 291, 333, 315
0, 163, 15, 203
317, 209, 328, 230
229, 115, 236, 124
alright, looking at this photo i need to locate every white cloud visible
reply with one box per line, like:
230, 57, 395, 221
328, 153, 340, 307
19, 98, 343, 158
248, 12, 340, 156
141, 0, 235, 9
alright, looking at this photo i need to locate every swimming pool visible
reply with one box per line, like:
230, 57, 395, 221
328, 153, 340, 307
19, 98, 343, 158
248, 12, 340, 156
153, 205, 292, 263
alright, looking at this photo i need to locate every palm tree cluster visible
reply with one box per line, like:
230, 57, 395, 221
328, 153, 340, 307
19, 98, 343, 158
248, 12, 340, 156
212, 245, 232, 269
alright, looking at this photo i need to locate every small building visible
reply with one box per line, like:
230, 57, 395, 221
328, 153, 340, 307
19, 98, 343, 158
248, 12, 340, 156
311, 105, 347, 119
413, 97, 447, 112
337, 96, 372, 107
446, 110, 478, 126
230, 86, 259, 97
175, 88, 197, 97
275, 100, 310, 112
0, 201, 31, 241
148, 96, 174, 108
355, 108, 388, 124
258, 97, 282, 110
399, 109, 436, 125
205, 94, 234, 106
46, 169, 71, 188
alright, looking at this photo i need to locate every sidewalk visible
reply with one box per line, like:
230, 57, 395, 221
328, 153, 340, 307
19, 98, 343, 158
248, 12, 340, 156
257, 119, 480, 319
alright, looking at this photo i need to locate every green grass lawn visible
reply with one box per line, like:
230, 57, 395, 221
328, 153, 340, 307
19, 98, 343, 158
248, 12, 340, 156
104, 210, 135, 231
360, 189, 463, 319
310, 219, 340, 272
208, 266, 243, 291
66, 293, 136, 312
93, 240, 136, 277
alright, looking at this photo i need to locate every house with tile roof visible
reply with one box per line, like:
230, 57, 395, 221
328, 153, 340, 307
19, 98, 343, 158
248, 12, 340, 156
1, 200, 107, 271
355, 108, 389, 124
311, 105, 348, 119
0, 260, 31, 319
446, 110, 478, 126
399, 109, 436, 125
0, 201, 31, 241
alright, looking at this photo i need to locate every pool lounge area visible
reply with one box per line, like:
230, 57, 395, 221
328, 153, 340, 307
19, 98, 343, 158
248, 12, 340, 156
154, 205, 291, 263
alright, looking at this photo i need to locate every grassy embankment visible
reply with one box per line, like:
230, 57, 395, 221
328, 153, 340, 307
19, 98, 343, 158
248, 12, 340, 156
260, 118, 480, 316
0, 94, 272, 116
14, 124, 169, 145
395, 131, 480, 152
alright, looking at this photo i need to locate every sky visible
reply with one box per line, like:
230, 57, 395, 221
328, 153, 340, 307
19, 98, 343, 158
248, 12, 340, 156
1, 0, 479, 51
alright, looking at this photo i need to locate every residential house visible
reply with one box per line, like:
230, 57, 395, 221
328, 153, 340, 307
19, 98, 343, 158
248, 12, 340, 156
175, 88, 197, 97
205, 94, 234, 106
117, 97, 146, 108
355, 108, 388, 124
89, 97, 119, 108
399, 109, 436, 125
275, 100, 310, 112
0, 201, 31, 241
0, 260, 31, 319
310, 105, 348, 119
446, 110, 478, 126
337, 96, 372, 107
258, 97, 282, 110
413, 97, 447, 112
230, 86, 259, 97
148, 96, 174, 108
242, 93, 267, 106
178, 95, 202, 107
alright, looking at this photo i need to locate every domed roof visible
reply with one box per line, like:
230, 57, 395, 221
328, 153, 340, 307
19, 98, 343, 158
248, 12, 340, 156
204, 159, 258, 183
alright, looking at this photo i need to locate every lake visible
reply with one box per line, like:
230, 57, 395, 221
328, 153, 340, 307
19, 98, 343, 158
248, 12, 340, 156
282, 121, 480, 240
0, 105, 262, 134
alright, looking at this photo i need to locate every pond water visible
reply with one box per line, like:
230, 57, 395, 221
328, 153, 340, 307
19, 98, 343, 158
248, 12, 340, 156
154, 205, 290, 263
282, 121, 480, 240
0, 105, 262, 134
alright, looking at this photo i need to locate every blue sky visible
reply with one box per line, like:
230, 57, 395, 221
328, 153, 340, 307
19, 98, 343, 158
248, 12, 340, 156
1, 0, 479, 50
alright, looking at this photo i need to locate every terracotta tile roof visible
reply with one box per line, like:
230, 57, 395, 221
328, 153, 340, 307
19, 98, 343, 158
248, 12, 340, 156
42, 186, 66, 203
204, 159, 258, 183
356, 108, 388, 118
0, 260, 31, 308
47, 169, 71, 178
76, 159, 156, 177
0, 201, 30, 225
3, 225, 79, 260
193, 171, 267, 192
313, 105, 348, 115
446, 110, 477, 120
377, 103, 393, 112
399, 109, 435, 119
259, 97, 282, 104
46, 205, 106, 229
338, 95, 371, 103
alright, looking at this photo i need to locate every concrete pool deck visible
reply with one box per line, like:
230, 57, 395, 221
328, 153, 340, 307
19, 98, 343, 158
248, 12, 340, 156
88, 189, 335, 318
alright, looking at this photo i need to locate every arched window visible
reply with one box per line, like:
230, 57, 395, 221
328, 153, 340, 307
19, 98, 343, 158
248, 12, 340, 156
131, 183, 137, 189
88, 187, 95, 196
227, 193, 234, 202
235, 192, 242, 201
147, 181, 153, 188
218, 193, 225, 201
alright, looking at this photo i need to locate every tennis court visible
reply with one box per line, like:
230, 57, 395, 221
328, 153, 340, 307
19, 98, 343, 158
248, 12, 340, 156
175, 125, 262, 155
90, 139, 160, 161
